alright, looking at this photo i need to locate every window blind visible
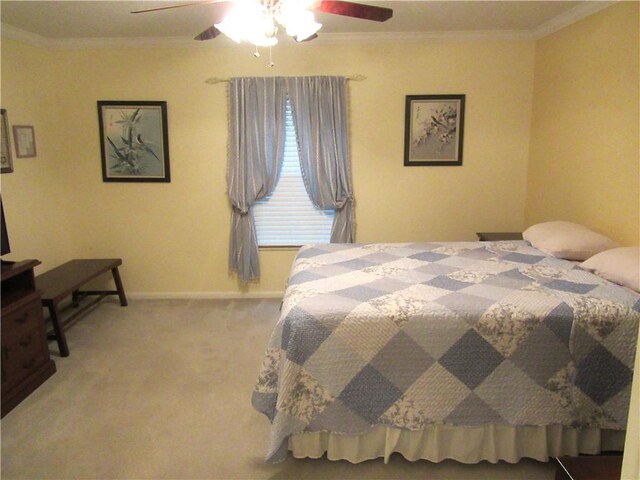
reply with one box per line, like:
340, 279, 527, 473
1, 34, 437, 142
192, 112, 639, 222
254, 100, 334, 247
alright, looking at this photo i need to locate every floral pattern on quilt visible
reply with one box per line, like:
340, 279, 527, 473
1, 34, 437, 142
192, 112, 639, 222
381, 395, 433, 430
255, 348, 281, 394
475, 303, 540, 357
571, 296, 629, 341
277, 367, 334, 424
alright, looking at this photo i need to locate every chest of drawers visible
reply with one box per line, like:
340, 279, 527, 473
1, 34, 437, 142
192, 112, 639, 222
1, 260, 56, 417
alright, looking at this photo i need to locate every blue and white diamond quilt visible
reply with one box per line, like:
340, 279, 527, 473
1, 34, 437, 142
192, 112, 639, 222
252, 241, 639, 463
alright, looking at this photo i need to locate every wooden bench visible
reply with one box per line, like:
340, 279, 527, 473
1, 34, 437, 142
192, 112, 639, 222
35, 259, 127, 357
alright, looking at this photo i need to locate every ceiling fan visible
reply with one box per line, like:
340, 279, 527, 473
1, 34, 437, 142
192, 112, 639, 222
131, 0, 393, 45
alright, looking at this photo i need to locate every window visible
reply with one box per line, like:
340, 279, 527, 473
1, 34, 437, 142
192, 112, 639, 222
253, 99, 335, 247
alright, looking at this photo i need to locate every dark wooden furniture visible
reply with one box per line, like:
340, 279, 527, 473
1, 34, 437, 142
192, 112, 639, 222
554, 455, 623, 480
1, 260, 56, 418
476, 232, 523, 241
35, 258, 128, 357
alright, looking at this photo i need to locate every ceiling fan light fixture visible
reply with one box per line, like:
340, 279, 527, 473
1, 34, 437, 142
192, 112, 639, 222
285, 11, 322, 41
215, 0, 270, 44
214, 5, 247, 43
214, 18, 241, 43
134, 0, 394, 47
215, 0, 322, 47
247, 30, 279, 47
277, 0, 321, 41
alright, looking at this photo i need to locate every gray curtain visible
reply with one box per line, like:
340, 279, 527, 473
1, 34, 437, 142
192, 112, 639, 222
286, 76, 355, 243
227, 77, 286, 282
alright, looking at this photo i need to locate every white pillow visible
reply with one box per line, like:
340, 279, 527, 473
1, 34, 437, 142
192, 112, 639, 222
523, 221, 619, 261
581, 247, 640, 292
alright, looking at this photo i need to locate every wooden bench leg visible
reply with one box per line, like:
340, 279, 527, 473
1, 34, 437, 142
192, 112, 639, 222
111, 267, 128, 307
47, 304, 70, 357
71, 290, 80, 308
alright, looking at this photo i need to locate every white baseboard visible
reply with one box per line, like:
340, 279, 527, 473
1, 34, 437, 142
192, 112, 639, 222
127, 291, 284, 300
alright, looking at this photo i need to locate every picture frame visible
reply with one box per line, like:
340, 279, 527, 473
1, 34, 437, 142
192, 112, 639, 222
404, 94, 465, 166
97, 101, 170, 183
1, 109, 13, 174
12, 125, 37, 158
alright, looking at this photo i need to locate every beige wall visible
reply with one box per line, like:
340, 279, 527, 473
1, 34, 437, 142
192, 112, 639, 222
526, 2, 640, 245
1, 37, 534, 294
0, 39, 80, 269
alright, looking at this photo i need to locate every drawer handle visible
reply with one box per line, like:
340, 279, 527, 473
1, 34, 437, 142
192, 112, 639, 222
15, 313, 29, 324
19, 335, 33, 347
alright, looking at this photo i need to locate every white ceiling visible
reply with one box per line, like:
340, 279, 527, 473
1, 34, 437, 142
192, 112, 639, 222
0, 1, 614, 46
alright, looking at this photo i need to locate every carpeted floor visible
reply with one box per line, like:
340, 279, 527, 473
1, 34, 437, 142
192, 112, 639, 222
0, 298, 555, 479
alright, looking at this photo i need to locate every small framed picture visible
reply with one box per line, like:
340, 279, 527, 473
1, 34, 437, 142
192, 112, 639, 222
404, 94, 465, 166
97, 101, 171, 183
13, 125, 37, 158
1, 109, 13, 173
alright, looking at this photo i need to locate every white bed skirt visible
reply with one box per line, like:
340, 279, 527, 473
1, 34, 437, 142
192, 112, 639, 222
289, 425, 625, 464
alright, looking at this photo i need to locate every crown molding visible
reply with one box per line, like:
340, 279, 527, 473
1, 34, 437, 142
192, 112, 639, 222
46, 36, 203, 50
533, 1, 616, 39
0, 26, 533, 50
0, 23, 208, 49
314, 30, 533, 44
1, 22, 50, 48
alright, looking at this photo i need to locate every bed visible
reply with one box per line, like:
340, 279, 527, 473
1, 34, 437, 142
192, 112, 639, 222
252, 240, 639, 464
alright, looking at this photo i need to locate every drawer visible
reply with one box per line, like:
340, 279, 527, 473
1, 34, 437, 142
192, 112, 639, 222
476, 232, 523, 241
1, 324, 48, 392
1, 298, 44, 343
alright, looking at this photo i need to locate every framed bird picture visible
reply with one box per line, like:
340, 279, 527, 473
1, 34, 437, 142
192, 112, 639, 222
97, 101, 170, 182
404, 94, 465, 167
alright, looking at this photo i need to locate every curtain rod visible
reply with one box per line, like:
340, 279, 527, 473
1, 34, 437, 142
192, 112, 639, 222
205, 74, 366, 85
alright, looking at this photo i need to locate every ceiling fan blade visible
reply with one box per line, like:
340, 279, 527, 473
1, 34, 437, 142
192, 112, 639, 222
130, 0, 226, 15
194, 25, 222, 41
312, 1, 393, 22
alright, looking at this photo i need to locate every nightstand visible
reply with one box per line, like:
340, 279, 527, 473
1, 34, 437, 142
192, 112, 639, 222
476, 232, 523, 241
554, 455, 622, 480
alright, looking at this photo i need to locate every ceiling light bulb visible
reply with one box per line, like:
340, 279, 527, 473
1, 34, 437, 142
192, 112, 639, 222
215, 19, 241, 43
294, 17, 322, 40
214, 3, 247, 43
261, 15, 278, 38
281, 8, 320, 41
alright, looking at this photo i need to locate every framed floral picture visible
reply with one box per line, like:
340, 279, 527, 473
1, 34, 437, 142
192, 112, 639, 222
404, 94, 465, 166
97, 101, 170, 182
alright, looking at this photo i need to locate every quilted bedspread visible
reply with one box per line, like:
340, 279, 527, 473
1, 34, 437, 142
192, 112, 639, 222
252, 241, 640, 463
